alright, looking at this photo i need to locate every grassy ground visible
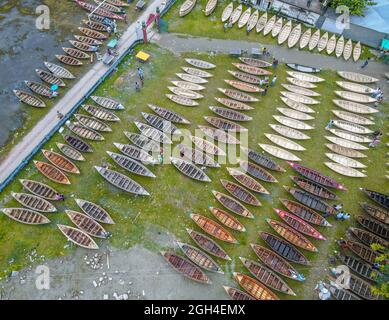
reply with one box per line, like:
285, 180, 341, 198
0, 42, 388, 299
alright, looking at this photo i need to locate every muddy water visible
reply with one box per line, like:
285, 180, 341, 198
0, 0, 84, 147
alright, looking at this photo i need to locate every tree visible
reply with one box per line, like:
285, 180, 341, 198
370, 244, 389, 298
329, 0, 377, 16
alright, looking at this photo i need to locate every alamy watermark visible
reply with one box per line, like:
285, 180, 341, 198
35, 265, 50, 290
35, 5, 50, 30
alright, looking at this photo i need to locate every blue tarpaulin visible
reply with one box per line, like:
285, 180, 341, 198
381, 39, 389, 50
107, 39, 118, 48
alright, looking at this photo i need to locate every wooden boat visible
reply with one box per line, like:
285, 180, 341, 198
34, 160, 70, 185
166, 94, 199, 107
220, 179, 261, 206
44, 61, 75, 79
333, 99, 379, 114
20, 179, 59, 201
332, 110, 374, 127
56, 142, 85, 161
58, 223, 98, 249
42, 149, 80, 174
205, 0, 218, 16
250, 243, 305, 281
286, 161, 346, 190
11, 192, 56, 213
277, 107, 314, 121
360, 202, 389, 225
190, 214, 237, 243
337, 253, 380, 282
74, 114, 112, 132
287, 24, 301, 48
224, 79, 261, 93
273, 115, 314, 130
228, 70, 261, 85
182, 66, 213, 78
234, 272, 279, 300
209, 106, 252, 122
343, 39, 353, 60
325, 136, 368, 151
209, 206, 246, 232
326, 34, 337, 55
266, 218, 317, 252
94, 0, 122, 12
78, 27, 107, 40
325, 153, 366, 169
24, 81, 53, 98
238, 57, 272, 68
287, 63, 321, 73
114, 142, 157, 165
107, 151, 155, 178
264, 133, 305, 151
278, 20, 292, 45
83, 104, 120, 121
325, 162, 366, 178
124, 132, 160, 153
55, 54, 83, 66
255, 12, 267, 33
66, 210, 108, 238
171, 80, 205, 91
205, 116, 248, 132
148, 104, 191, 124
190, 136, 226, 156
299, 28, 311, 49
2, 207, 50, 225
91, 95, 124, 110
349, 227, 388, 249
317, 32, 328, 52
161, 251, 210, 284
336, 81, 374, 94
98, 0, 129, 6
134, 121, 172, 144
221, 2, 233, 22
346, 273, 381, 300
274, 208, 326, 240
328, 128, 372, 143
356, 215, 389, 239
240, 146, 285, 172
75, 198, 114, 224
75, 0, 124, 20
63, 134, 93, 153
177, 242, 223, 274
232, 63, 272, 76
73, 34, 102, 46
280, 91, 319, 105
345, 240, 379, 264
36, 69, 66, 87
186, 228, 231, 260
335, 36, 345, 58
218, 88, 258, 103
237, 8, 251, 29
82, 19, 108, 32
230, 4, 242, 24
337, 71, 379, 84
170, 157, 211, 182
286, 71, 324, 83
62, 47, 90, 59
214, 97, 253, 110
224, 286, 255, 300
260, 231, 310, 265
325, 143, 366, 159
66, 121, 104, 141
353, 41, 362, 62
167, 86, 203, 100
13, 90, 45, 108
281, 84, 320, 97
280, 198, 332, 227
198, 125, 240, 145
269, 124, 311, 140
290, 175, 338, 200
227, 167, 269, 194
335, 90, 376, 104
238, 160, 277, 183
308, 29, 320, 51
95, 166, 150, 196
263, 15, 276, 36
142, 112, 180, 135
179, 0, 197, 17
329, 285, 361, 300
284, 186, 337, 215
246, 10, 259, 32
212, 190, 254, 218
69, 40, 98, 52
271, 17, 283, 37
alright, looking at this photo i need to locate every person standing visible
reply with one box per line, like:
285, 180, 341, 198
326, 119, 334, 129
135, 81, 141, 92
270, 75, 277, 87
223, 22, 228, 32
272, 58, 279, 69
262, 85, 268, 96
361, 57, 370, 69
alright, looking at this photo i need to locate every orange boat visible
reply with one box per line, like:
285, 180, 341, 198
227, 167, 269, 194
209, 206, 246, 232
221, 179, 261, 206
233, 272, 279, 300
42, 150, 80, 174
34, 160, 70, 185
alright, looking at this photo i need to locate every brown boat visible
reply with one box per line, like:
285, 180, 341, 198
238, 57, 272, 68
66, 210, 109, 238
204, 116, 248, 132
82, 104, 120, 122
224, 79, 262, 93
74, 0, 124, 20
290, 176, 338, 200
221, 179, 261, 206
360, 202, 389, 224
360, 188, 389, 210
260, 232, 310, 265
190, 136, 226, 156
284, 186, 337, 216
56, 55, 83, 66
13, 89, 46, 108
250, 243, 305, 281
82, 19, 108, 32
356, 215, 389, 240
69, 40, 98, 52
234, 272, 279, 300
66, 122, 104, 141
24, 81, 53, 98
218, 88, 259, 103
198, 126, 241, 145
94, 0, 123, 13
209, 106, 252, 122
78, 27, 108, 40
190, 214, 238, 244
266, 218, 317, 252
240, 257, 296, 296
57, 224, 99, 249
186, 228, 231, 260
20, 179, 60, 201
75, 198, 115, 225
227, 168, 269, 194
34, 160, 70, 185
329, 285, 361, 300
345, 239, 379, 264
212, 190, 254, 218
214, 97, 253, 111
63, 134, 93, 153
42, 149, 80, 174
346, 273, 381, 300
223, 286, 255, 300
280, 198, 331, 227
74, 114, 112, 132
74, 34, 102, 46
62, 47, 90, 59
240, 146, 285, 172
11, 192, 56, 213
161, 251, 211, 284
232, 63, 273, 76
337, 253, 380, 282
228, 70, 261, 85
147, 104, 190, 124
209, 206, 246, 232
349, 227, 388, 249
238, 160, 277, 183
35, 68, 66, 87
176, 144, 220, 168
124, 132, 160, 153
2, 208, 50, 225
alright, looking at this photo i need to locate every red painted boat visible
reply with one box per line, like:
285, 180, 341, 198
74, 0, 124, 20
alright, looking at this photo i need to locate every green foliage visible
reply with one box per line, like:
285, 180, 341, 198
329, 0, 377, 16
372, 249, 389, 298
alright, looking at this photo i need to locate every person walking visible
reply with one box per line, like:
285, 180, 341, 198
361, 57, 370, 69
325, 119, 334, 129
135, 81, 141, 92
270, 76, 277, 87
262, 85, 268, 96
223, 22, 228, 32
272, 58, 279, 69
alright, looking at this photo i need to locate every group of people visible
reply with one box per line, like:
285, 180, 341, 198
372, 87, 384, 103
329, 203, 351, 221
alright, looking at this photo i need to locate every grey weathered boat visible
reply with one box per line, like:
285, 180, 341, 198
2, 208, 50, 225
66, 121, 105, 141
73, 35, 102, 46
198, 125, 241, 145
212, 190, 254, 218
204, 116, 248, 132
74, 114, 112, 132
124, 132, 160, 153
36, 68, 66, 87
325, 143, 366, 159
63, 134, 93, 153
107, 151, 155, 178
56, 142, 85, 161
13, 89, 46, 108
190, 136, 226, 156
170, 157, 211, 182
238, 160, 277, 183
75, 198, 115, 224
349, 227, 388, 249
356, 215, 389, 239
209, 106, 252, 122
329, 285, 361, 301
69, 40, 98, 52
360, 188, 389, 210
337, 253, 380, 282
214, 97, 253, 111
19, 179, 60, 201
240, 146, 285, 172
134, 121, 172, 144
360, 202, 389, 225
24, 81, 53, 98
113, 142, 157, 164
62, 47, 90, 59
91, 95, 125, 110
82, 104, 120, 122
147, 104, 190, 124
141, 112, 181, 135
56, 54, 83, 66
176, 144, 220, 167
11, 192, 56, 213
44, 61, 75, 79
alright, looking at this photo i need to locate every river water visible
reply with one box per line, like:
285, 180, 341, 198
0, 0, 85, 147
